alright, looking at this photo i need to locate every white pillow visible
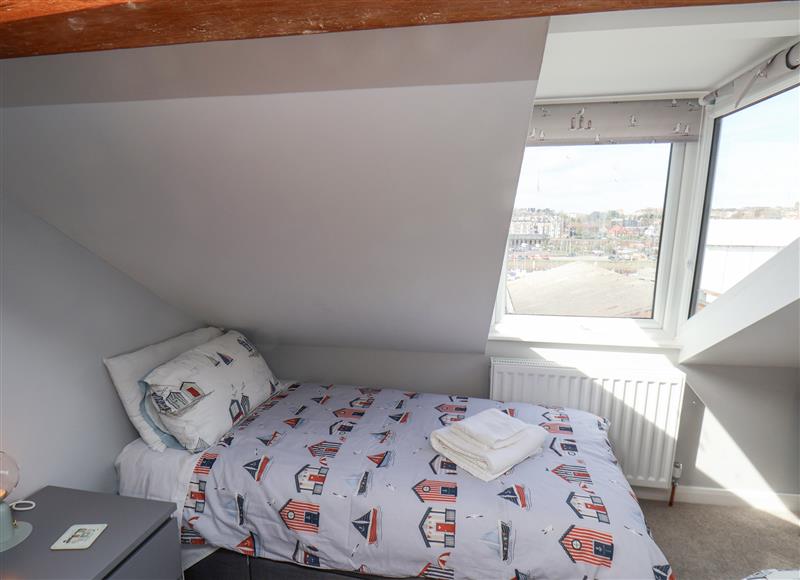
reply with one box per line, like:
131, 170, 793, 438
142, 330, 278, 452
104, 327, 223, 452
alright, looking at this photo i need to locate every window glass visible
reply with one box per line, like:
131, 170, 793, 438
693, 86, 800, 313
505, 143, 672, 318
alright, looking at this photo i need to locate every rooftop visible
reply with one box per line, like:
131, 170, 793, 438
507, 261, 654, 318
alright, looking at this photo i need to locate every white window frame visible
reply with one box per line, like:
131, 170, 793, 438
490, 74, 799, 348
679, 74, 800, 328
490, 44, 800, 350
490, 142, 692, 348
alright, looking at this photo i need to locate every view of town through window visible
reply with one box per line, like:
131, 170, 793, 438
505, 143, 672, 318
693, 85, 800, 314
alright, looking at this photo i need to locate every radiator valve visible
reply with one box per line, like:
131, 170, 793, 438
668, 462, 682, 507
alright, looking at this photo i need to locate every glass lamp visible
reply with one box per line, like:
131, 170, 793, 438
0, 452, 33, 552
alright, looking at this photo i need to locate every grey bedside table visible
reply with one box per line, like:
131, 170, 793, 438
0, 486, 181, 579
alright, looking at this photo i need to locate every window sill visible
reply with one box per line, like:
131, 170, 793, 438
488, 315, 681, 350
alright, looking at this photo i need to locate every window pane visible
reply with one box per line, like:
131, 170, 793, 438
693, 86, 800, 314
505, 143, 671, 318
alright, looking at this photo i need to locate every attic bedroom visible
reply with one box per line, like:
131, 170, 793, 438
0, 1, 797, 579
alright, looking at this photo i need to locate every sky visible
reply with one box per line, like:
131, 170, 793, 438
514, 86, 800, 214
712, 85, 799, 209
514, 143, 671, 213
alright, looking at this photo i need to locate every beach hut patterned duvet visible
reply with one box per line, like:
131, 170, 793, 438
180, 383, 673, 579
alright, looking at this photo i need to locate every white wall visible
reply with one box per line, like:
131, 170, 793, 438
0, 201, 200, 500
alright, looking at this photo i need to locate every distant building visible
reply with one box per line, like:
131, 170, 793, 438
508, 209, 563, 248
698, 218, 800, 307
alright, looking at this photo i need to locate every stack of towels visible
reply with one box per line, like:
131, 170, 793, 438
430, 408, 547, 481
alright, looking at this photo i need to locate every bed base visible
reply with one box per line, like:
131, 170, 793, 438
184, 548, 414, 580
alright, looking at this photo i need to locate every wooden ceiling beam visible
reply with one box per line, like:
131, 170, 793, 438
0, 0, 775, 60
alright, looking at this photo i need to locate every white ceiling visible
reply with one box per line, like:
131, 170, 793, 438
2, 18, 548, 353
536, 2, 800, 100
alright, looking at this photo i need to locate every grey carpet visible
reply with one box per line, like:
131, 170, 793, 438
640, 500, 800, 580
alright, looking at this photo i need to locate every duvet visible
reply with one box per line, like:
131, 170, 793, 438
181, 383, 673, 579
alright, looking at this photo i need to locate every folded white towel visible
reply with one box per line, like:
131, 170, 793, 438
430, 415, 547, 482
450, 408, 531, 450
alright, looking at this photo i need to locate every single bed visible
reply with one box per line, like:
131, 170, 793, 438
117, 382, 673, 580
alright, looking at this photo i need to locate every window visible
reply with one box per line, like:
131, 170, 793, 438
503, 143, 672, 318
692, 85, 800, 314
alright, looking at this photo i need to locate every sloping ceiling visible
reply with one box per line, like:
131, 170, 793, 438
684, 302, 800, 367
536, 2, 800, 99
679, 241, 800, 367
2, 18, 548, 353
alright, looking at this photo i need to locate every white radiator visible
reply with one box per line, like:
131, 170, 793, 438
490, 357, 685, 489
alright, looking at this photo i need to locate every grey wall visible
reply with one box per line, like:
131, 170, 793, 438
677, 364, 799, 496
265, 344, 489, 397
2, 18, 548, 355
0, 201, 200, 500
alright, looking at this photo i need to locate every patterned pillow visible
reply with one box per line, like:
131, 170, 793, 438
142, 330, 278, 452
104, 326, 223, 452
